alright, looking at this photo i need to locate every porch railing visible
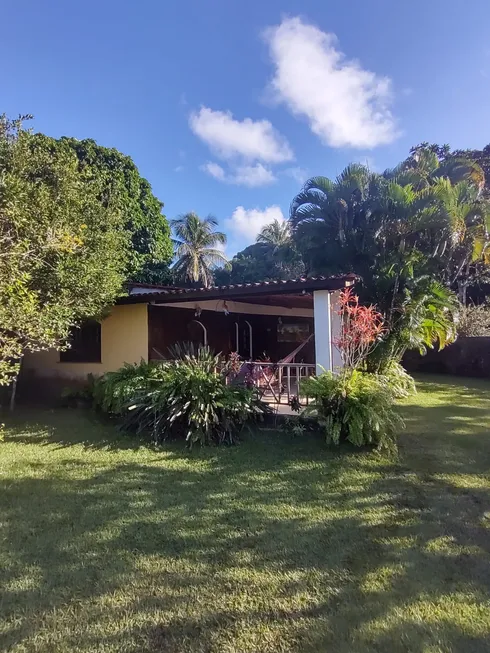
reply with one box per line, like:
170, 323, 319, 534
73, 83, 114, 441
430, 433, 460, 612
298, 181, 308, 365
151, 348, 316, 407
244, 361, 316, 406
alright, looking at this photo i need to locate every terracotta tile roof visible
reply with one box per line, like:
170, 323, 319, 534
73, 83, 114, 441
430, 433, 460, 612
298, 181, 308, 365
118, 274, 358, 305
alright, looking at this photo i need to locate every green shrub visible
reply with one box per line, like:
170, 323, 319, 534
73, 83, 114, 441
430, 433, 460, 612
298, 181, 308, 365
93, 348, 269, 446
457, 303, 490, 337
92, 360, 166, 415
124, 362, 268, 446
166, 342, 221, 372
302, 370, 403, 450
281, 416, 307, 437
378, 361, 416, 399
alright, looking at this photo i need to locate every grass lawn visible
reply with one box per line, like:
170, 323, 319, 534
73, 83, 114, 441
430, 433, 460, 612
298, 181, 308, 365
1, 376, 490, 652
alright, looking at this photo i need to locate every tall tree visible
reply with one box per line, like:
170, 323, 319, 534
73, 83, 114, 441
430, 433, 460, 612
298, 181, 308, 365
256, 219, 292, 248
171, 213, 227, 287
214, 242, 305, 285
0, 116, 129, 384
290, 161, 489, 369
61, 138, 173, 283
216, 220, 305, 285
409, 142, 490, 195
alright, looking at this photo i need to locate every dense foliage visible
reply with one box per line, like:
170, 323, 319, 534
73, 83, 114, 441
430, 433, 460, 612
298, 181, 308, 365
0, 116, 128, 384
304, 289, 407, 449
93, 350, 268, 446
92, 360, 164, 415
290, 158, 488, 370
61, 138, 173, 283
171, 213, 227, 287
457, 303, 490, 337
303, 371, 402, 450
215, 220, 305, 285
410, 142, 490, 197
378, 360, 417, 399
215, 242, 305, 284
0, 116, 174, 385
334, 288, 384, 369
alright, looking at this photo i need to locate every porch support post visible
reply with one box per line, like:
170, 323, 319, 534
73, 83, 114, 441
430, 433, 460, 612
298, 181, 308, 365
330, 290, 343, 370
313, 290, 332, 374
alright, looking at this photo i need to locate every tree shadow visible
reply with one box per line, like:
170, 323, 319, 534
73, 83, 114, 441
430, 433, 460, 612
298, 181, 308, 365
1, 378, 490, 651
3, 408, 152, 451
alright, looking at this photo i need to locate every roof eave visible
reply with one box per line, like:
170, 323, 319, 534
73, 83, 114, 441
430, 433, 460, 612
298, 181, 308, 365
117, 275, 358, 306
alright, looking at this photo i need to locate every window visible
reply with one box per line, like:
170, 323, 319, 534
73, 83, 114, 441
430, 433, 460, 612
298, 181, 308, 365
60, 321, 101, 363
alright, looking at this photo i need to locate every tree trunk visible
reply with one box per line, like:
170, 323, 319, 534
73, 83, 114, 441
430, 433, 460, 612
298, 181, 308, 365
457, 261, 470, 305
9, 357, 22, 412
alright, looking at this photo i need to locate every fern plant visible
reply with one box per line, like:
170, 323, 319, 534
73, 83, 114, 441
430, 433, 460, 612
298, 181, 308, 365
302, 370, 403, 450
378, 360, 416, 399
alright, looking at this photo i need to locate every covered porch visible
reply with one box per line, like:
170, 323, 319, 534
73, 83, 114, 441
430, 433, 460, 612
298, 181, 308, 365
124, 276, 356, 407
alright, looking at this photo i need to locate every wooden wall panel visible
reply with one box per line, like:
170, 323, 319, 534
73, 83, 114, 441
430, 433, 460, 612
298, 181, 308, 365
148, 306, 314, 363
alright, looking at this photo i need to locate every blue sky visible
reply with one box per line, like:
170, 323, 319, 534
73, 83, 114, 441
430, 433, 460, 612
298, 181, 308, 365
2, 0, 490, 256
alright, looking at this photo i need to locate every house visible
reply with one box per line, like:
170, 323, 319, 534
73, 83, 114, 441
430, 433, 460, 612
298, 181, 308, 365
22, 275, 356, 398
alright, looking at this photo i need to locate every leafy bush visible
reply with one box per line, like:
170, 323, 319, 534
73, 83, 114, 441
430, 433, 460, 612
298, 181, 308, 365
281, 417, 306, 437
166, 342, 220, 370
302, 370, 403, 450
378, 361, 416, 399
93, 348, 269, 446
457, 303, 490, 337
92, 360, 165, 415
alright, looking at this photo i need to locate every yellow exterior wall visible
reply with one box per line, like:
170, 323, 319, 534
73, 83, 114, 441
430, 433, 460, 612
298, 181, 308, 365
23, 304, 148, 381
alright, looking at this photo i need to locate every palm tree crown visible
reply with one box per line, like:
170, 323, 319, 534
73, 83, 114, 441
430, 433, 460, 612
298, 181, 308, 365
171, 212, 227, 288
289, 160, 489, 370
256, 219, 292, 248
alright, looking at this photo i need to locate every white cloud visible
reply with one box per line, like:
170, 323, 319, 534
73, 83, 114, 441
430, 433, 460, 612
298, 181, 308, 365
263, 17, 399, 149
189, 106, 293, 162
232, 163, 276, 187
202, 161, 226, 181
202, 161, 276, 187
174, 165, 184, 173
225, 205, 285, 242
283, 166, 309, 185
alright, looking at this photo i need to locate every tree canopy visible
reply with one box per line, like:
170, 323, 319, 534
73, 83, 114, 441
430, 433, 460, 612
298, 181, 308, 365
60, 137, 173, 283
216, 220, 305, 285
0, 116, 165, 384
290, 158, 490, 369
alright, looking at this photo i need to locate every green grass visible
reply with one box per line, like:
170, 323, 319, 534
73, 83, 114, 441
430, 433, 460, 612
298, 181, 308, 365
1, 375, 490, 652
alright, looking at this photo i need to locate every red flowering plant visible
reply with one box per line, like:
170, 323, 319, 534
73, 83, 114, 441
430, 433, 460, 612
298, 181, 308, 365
303, 291, 402, 450
334, 288, 385, 371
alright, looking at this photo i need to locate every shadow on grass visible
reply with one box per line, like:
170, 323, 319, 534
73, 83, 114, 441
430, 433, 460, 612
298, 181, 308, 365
2, 407, 150, 451
1, 377, 490, 651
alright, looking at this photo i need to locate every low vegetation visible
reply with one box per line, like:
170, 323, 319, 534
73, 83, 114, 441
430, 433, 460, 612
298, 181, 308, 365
302, 289, 413, 449
302, 370, 402, 450
93, 348, 268, 446
1, 376, 490, 652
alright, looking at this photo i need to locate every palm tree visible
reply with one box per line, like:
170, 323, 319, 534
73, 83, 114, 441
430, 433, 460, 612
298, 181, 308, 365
255, 219, 305, 279
256, 219, 292, 249
289, 163, 490, 370
171, 212, 227, 288
384, 147, 486, 192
